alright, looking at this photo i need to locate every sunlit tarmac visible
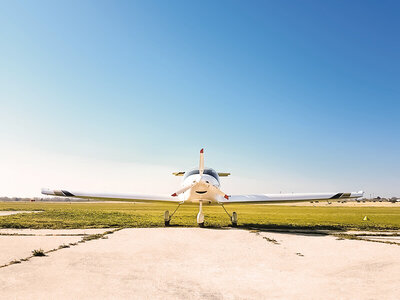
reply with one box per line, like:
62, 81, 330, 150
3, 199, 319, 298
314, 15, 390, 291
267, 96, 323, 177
0, 228, 399, 299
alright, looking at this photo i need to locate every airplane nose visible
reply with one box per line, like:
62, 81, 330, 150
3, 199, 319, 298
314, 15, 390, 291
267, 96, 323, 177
198, 177, 210, 185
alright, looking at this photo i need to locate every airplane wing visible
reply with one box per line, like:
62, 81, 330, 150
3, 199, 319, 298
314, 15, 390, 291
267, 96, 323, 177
220, 191, 364, 204
41, 188, 181, 203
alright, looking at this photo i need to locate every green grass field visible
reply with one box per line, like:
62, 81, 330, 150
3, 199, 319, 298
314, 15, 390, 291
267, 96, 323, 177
0, 202, 399, 230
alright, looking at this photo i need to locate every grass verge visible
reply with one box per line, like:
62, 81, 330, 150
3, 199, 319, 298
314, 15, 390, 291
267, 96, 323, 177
0, 201, 399, 231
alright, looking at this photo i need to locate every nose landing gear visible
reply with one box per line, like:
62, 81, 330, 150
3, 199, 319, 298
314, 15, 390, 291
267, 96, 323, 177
197, 201, 205, 227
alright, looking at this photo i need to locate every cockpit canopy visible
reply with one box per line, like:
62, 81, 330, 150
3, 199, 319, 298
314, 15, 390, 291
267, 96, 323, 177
183, 168, 220, 182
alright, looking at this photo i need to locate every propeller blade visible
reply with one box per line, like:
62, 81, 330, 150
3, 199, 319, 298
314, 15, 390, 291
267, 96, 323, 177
171, 182, 196, 197
208, 184, 230, 200
199, 148, 204, 176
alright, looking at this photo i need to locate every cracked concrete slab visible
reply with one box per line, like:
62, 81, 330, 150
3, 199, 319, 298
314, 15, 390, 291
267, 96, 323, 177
0, 228, 399, 299
0, 235, 82, 266
0, 229, 113, 266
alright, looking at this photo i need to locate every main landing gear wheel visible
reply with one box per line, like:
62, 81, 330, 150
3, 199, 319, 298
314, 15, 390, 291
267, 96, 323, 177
164, 210, 170, 226
163, 203, 182, 226
221, 204, 238, 227
231, 212, 238, 227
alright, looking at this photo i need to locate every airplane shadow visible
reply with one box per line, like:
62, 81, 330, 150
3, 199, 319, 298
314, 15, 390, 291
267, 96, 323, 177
237, 223, 347, 236
165, 223, 347, 235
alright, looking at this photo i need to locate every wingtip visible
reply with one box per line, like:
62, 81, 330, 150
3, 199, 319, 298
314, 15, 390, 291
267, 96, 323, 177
41, 188, 52, 195
200, 148, 204, 154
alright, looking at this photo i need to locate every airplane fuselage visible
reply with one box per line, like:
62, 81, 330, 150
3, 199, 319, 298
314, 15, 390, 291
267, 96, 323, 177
178, 169, 223, 205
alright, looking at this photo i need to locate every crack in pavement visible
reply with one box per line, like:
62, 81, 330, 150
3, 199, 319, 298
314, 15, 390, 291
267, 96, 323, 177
0, 228, 122, 269
333, 233, 400, 246
249, 229, 280, 245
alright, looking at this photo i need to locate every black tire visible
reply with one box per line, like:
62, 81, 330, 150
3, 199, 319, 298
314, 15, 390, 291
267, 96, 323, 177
165, 220, 170, 226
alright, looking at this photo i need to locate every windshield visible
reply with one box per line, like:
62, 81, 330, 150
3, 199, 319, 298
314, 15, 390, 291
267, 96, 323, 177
183, 168, 220, 182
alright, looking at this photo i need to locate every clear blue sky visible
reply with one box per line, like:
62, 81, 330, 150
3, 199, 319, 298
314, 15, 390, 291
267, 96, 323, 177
0, 0, 399, 197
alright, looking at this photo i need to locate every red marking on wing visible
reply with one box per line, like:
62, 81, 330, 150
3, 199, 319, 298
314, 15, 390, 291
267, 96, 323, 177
200, 148, 204, 153
171, 193, 177, 197
224, 194, 229, 200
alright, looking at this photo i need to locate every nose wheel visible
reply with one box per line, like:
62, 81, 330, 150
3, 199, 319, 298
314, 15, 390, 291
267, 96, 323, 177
197, 201, 205, 227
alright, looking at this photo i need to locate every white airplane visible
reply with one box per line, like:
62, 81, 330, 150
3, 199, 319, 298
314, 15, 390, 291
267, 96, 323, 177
42, 149, 364, 227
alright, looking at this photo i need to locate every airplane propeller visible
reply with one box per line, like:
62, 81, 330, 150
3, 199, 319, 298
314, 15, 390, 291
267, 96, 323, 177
171, 148, 229, 200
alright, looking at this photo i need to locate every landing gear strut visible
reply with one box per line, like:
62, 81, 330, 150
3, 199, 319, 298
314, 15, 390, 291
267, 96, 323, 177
197, 201, 205, 227
164, 203, 182, 226
221, 204, 238, 227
